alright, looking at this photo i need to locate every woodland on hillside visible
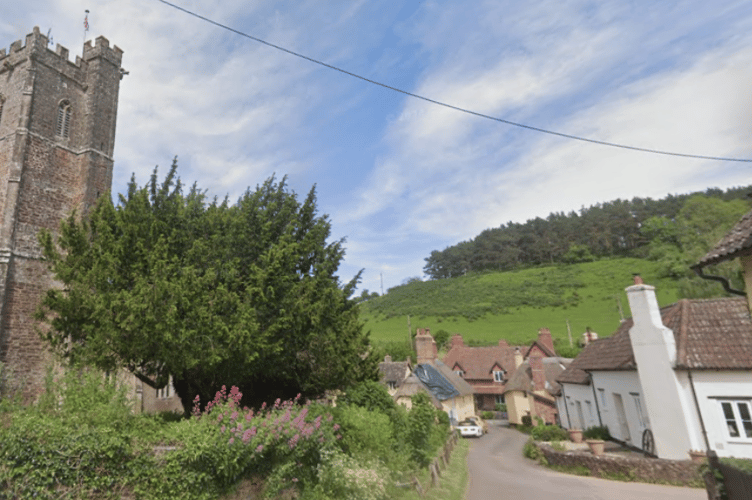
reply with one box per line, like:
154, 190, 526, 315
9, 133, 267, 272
422, 185, 751, 296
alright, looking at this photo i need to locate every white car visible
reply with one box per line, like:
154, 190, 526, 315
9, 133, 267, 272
457, 420, 483, 438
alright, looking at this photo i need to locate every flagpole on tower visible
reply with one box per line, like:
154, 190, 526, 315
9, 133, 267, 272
83, 10, 89, 46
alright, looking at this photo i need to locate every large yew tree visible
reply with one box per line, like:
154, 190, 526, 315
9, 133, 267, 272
37, 160, 378, 413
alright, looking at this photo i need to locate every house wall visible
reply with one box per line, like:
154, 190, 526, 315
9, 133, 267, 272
559, 382, 600, 431
530, 394, 558, 425
686, 370, 752, 459
441, 394, 475, 423
506, 390, 530, 425
590, 370, 647, 447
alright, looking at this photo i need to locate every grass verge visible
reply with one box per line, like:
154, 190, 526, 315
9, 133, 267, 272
394, 438, 470, 500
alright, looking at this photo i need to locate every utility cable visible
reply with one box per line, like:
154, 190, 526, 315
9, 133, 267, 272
155, 0, 752, 163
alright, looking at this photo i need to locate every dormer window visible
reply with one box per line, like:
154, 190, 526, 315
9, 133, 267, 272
493, 370, 505, 382
455, 370, 464, 377
56, 100, 71, 138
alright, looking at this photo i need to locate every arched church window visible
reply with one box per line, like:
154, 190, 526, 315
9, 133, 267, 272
56, 100, 71, 138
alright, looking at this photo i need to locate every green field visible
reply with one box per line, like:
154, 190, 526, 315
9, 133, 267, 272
359, 258, 683, 348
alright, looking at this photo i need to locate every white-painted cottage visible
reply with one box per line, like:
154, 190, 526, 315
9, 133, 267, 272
557, 286, 752, 460
557, 204, 752, 461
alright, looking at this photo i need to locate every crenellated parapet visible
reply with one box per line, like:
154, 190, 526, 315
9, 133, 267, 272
0, 26, 122, 82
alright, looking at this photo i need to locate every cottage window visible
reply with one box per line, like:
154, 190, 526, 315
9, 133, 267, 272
598, 388, 606, 408
56, 100, 71, 138
493, 370, 504, 382
720, 400, 752, 439
157, 377, 174, 399
495, 395, 505, 405
631, 392, 647, 430
455, 370, 464, 377
387, 381, 397, 390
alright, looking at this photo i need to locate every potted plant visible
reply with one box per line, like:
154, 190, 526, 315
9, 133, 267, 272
586, 439, 605, 456
568, 428, 583, 443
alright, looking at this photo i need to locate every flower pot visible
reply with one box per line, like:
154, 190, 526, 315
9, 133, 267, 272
568, 428, 583, 443
688, 450, 707, 463
586, 439, 605, 456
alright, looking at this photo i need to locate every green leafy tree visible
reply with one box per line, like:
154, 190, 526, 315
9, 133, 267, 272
36, 160, 378, 413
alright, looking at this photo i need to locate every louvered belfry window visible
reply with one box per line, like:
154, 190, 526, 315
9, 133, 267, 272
56, 100, 71, 138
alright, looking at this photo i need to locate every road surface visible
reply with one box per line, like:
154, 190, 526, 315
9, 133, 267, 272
465, 424, 706, 500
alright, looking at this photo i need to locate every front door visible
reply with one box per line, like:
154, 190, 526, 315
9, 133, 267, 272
613, 393, 631, 442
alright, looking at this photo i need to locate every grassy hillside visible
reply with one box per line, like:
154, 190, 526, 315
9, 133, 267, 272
360, 258, 685, 348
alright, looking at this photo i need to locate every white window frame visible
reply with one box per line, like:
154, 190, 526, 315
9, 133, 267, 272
598, 388, 607, 409
630, 392, 647, 430
495, 394, 505, 405
157, 376, 174, 399
493, 370, 504, 382
719, 399, 752, 441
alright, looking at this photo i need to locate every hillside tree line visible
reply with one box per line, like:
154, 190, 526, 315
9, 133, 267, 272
423, 185, 751, 286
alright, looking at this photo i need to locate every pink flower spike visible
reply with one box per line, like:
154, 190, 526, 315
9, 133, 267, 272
256, 444, 263, 453
229, 437, 234, 444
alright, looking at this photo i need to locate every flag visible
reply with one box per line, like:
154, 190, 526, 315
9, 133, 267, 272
84, 13, 89, 31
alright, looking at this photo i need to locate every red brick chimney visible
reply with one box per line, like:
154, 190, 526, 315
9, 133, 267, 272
529, 354, 546, 393
450, 334, 464, 349
537, 328, 555, 355
415, 328, 437, 365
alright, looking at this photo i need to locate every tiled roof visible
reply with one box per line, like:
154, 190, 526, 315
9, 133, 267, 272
557, 296, 752, 384
695, 208, 752, 267
668, 297, 752, 370
443, 342, 521, 381
504, 357, 572, 396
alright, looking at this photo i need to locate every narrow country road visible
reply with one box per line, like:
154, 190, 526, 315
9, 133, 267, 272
465, 424, 707, 500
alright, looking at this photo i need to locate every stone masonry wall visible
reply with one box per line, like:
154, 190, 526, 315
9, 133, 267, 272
535, 442, 703, 486
0, 27, 122, 398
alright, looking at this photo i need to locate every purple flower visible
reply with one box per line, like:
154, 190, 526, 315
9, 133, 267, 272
228, 437, 234, 445
256, 444, 264, 453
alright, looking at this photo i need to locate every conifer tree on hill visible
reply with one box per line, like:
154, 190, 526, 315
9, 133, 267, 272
36, 159, 378, 413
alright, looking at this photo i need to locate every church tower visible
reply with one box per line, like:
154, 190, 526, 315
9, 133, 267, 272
0, 27, 123, 396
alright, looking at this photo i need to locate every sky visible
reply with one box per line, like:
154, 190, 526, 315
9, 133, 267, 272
4, 0, 752, 294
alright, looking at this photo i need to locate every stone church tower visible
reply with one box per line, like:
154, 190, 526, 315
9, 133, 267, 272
0, 27, 123, 396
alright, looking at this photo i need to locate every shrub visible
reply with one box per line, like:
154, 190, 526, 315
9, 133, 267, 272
340, 381, 396, 414
583, 426, 611, 441
522, 438, 547, 465
304, 448, 391, 500
494, 403, 507, 412
407, 393, 437, 468
530, 424, 569, 442
481, 411, 494, 420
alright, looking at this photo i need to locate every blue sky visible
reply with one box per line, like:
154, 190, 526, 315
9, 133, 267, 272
4, 1, 752, 294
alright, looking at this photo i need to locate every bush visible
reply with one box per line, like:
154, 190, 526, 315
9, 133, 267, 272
530, 424, 569, 442
521, 415, 533, 427
481, 411, 494, 420
583, 426, 611, 441
494, 403, 507, 412
522, 438, 546, 465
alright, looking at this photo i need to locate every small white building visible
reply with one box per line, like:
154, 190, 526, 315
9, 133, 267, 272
557, 285, 752, 460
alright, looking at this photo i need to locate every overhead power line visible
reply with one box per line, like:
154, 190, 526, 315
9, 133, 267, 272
156, 0, 752, 163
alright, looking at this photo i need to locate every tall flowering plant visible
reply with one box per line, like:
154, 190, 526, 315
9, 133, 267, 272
184, 385, 340, 494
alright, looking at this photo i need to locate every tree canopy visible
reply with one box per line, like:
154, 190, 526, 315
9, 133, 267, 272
37, 160, 378, 412
423, 185, 752, 280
